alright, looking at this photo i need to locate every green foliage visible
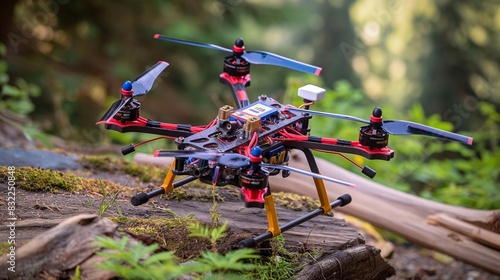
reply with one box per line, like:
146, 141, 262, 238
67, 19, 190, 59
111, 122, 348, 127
209, 185, 222, 227
94, 236, 258, 280
0, 43, 48, 144
254, 236, 295, 280
97, 179, 123, 217
0, 43, 40, 117
70, 265, 81, 280
285, 79, 500, 209
95, 236, 182, 280
188, 222, 227, 252
195, 248, 259, 276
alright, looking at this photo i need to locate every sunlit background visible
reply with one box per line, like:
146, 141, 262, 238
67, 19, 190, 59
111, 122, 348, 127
1, 0, 499, 208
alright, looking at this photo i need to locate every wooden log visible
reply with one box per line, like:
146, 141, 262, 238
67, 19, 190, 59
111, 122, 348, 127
427, 213, 500, 250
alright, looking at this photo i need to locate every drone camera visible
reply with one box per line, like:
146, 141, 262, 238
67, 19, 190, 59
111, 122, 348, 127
298, 84, 326, 101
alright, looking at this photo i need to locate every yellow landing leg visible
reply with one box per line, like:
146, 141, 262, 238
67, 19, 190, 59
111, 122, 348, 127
237, 187, 352, 248
313, 177, 332, 213
160, 160, 177, 194
264, 194, 281, 237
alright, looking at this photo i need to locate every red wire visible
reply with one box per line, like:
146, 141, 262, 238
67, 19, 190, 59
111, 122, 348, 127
312, 149, 363, 169
245, 131, 259, 156
133, 136, 174, 148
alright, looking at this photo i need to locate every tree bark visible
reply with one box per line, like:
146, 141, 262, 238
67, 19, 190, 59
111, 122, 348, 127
297, 245, 395, 280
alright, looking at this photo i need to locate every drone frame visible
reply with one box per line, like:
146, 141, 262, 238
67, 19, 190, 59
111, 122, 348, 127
98, 35, 472, 248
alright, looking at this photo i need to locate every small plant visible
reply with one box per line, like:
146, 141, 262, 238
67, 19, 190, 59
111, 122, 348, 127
209, 184, 222, 227
188, 222, 228, 252
97, 179, 122, 217
254, 235, 295, 280
94, 235, 258, 280
70, 265, 81, 280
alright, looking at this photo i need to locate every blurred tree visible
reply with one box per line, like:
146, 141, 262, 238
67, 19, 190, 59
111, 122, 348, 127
349, 0, 500, 132
310, 0, 361, 88
4, 0, 318, 140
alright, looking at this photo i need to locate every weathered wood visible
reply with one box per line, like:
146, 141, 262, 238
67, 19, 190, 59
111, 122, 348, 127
297, 245, 395, 280
158, 200, 366, 249
427, 213, 500, 250
0, 214, 120, 280
0, 211, 393, 279
15, 218, 65, 228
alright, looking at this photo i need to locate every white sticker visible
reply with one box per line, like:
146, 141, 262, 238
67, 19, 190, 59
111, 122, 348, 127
242, 103, 274, 117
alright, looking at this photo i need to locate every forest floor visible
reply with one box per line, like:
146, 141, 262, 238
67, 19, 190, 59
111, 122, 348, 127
0, 124, 498, 279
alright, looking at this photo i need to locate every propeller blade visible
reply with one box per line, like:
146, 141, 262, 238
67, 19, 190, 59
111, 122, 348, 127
97, 97, 132, 122
288, 108, 473, 145
382, 120, 473, 145
154, 150, 250, 169
242, 51, 322, 76
154, 34, 232, 53
287, 108, 370, 124
132, 61, 169, 97
155, 34, 321, 75
260, 163, 355, 188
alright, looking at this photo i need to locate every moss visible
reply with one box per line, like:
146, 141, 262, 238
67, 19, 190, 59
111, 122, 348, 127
80, 155, 167, 183
0, 166, 133, 196
110, 216, 211, 260
163, 186, 224, 202
0, 242, 12, 255
0, 166, 82, 193
273, 192, 320, 212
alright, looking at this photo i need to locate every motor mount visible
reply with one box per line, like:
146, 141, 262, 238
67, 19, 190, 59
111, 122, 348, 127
359, 107, 389, 149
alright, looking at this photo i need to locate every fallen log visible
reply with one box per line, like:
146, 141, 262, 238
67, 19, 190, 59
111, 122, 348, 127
427, 213, 500, 251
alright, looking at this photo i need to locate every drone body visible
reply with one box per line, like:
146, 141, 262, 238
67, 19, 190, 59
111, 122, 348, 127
97, 35, 473, 247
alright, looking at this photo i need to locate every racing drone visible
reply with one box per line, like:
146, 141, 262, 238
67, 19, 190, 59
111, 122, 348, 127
97, 35, 473, 248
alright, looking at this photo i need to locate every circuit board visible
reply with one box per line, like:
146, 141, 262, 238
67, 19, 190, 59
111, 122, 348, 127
177, 95, 310, 152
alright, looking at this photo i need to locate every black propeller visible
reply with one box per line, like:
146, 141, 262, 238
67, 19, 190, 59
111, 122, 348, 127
288, 107, 473, 145
154, 148, 355, 187
98, 61, 169, 122
154, 34, 322, 76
